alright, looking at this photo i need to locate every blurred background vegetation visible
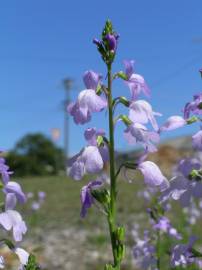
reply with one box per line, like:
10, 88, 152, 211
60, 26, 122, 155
6, 133, 65, 176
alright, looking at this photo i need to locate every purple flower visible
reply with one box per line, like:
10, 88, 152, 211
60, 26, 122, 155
124, 123, 160, 152
3, 181, 26, 204
67, 71, 107, 124
183, 93, 202, 119
123, 60, 150, 100
129, 100, 161, 131
171, 236, 197, 267
84, 128, 109, 161
178, 158, 201, 178
83, 70, 102, 90
132, 231, 157, 270
0, 194, 27, 242
31, 201, 40, 211
161, 176, 202, 207
160, 159, 202, 206
38, 191, 46, 201
80, 180, 103, 217
138, 161, 169, 191
159, 116, 186, 132
84, 128, 105, 146
0, 158, 12, 184
67, 90, 107, 124
154, 216, 181, 240
192, 130, 202, 150
14, 247, 29, 266
67, 102, 91, 124
68, 146, 104, 180
68, 128, 109, 180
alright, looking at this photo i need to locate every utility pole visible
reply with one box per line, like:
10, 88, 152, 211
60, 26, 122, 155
63, 78, 73, 161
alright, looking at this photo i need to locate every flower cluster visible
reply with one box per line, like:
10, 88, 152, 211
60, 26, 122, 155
0, 156, 29, 269
68, 59, 169, 217
131, 87, 202, 269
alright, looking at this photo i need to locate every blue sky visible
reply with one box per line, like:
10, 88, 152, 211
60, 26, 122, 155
0, 0, 202, 155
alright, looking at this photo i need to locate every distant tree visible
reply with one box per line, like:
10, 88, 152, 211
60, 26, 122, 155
7, 133, 65, 176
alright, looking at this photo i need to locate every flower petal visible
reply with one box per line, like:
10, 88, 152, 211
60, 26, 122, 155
0, 212, 12, 230
138, 161, 169, 190
160, 116, 186, 132
82, 146, 104, 173
78, 89, 107, 112
15, 248, 29, 265
83, 70, 101, 90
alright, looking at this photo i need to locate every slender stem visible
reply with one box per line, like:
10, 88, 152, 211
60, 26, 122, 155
156, 231, 161, 269
107, 63, 120, 269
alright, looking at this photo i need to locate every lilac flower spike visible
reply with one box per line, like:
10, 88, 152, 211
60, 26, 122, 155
80, 180, 103, 218
192, 130, 202, 150
123, 60, 150, 100
67, 70, 107, 125
129, 100, 161, 131
159, 116, 186, 132
0, 193, 27, 242
138, 161, 169, 191
124, 123, 160, 153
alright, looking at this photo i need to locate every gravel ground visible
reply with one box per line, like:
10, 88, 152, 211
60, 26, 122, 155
22, 227, 133, 270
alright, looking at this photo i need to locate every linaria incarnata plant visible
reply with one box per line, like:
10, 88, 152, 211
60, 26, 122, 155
66, 20, 202, 270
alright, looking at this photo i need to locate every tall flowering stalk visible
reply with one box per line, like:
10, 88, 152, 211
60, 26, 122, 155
67, 20, 169, 269
106, 45, 119, 269
131, 70, 202, 269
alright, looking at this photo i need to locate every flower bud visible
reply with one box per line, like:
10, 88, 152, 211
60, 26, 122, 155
93, 38, 101, 46
105, 34, 117, 51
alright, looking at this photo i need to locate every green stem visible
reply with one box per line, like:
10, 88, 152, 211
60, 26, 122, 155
156, 231, 161, 270
107, 63, 120, 269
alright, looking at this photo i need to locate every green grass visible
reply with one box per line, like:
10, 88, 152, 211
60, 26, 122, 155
18, 175, 145, 231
